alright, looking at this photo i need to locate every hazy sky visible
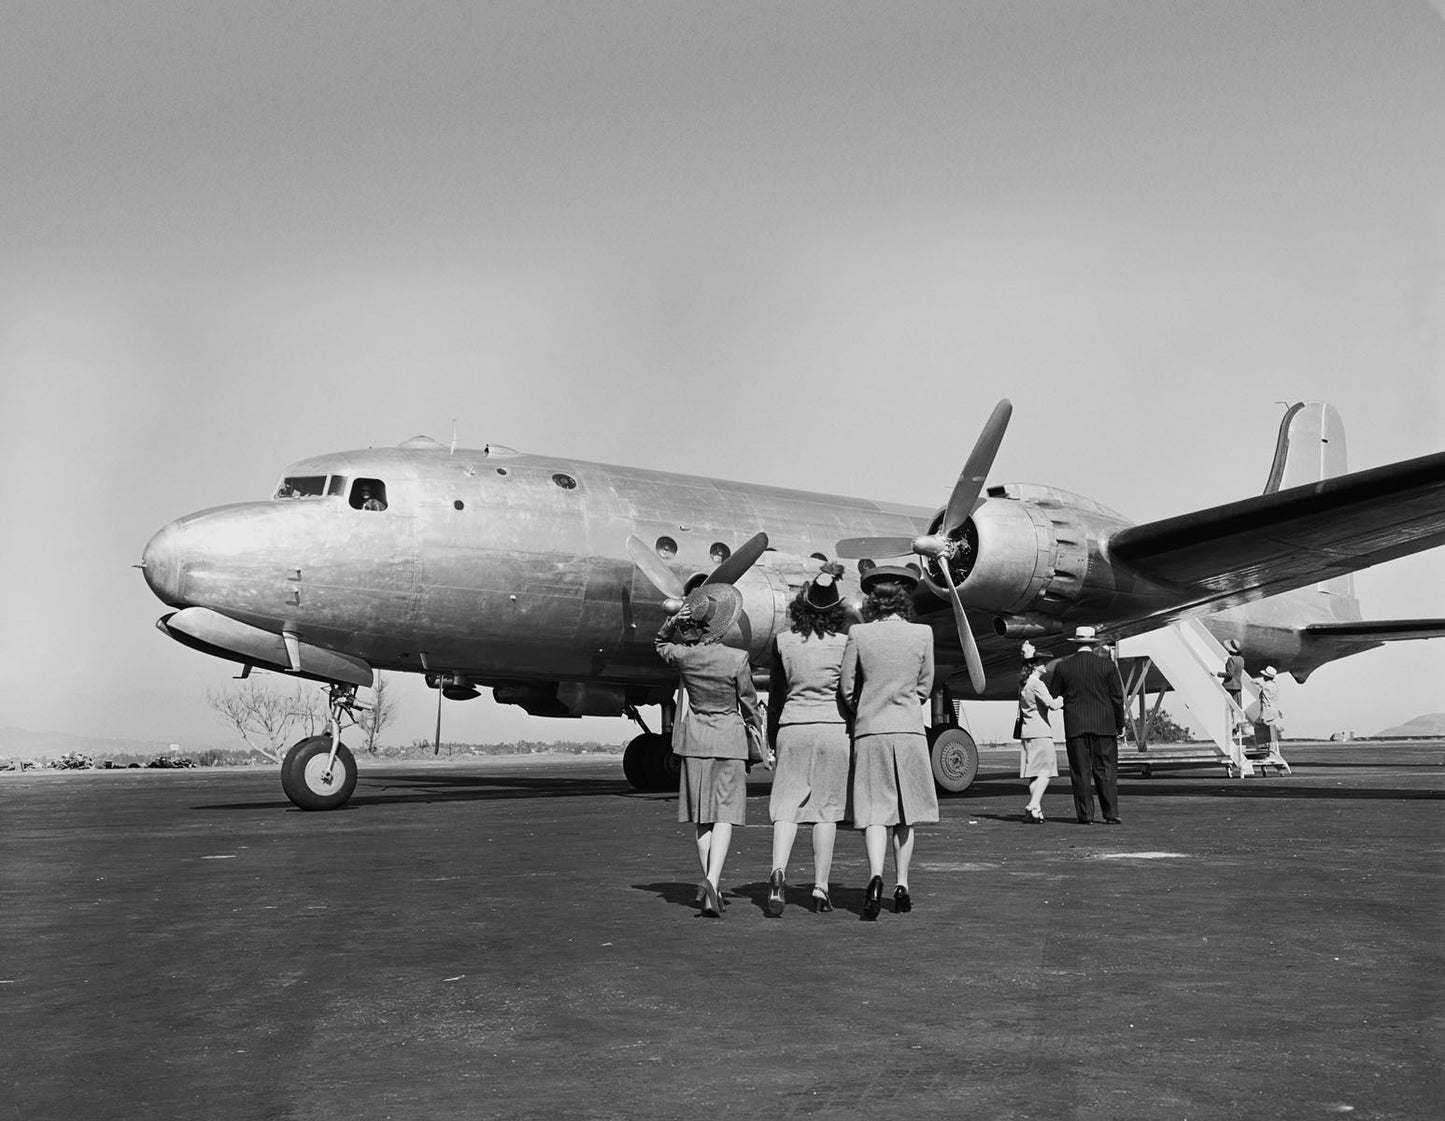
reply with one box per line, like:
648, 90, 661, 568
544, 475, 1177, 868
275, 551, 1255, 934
2, 2, 1442, 750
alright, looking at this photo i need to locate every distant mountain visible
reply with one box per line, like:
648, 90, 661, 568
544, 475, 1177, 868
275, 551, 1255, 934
1374, 713, 1445, 738
0, 726, 224, 760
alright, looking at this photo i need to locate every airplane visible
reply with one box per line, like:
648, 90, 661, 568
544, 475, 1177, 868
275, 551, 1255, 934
139, 400, 1445, 810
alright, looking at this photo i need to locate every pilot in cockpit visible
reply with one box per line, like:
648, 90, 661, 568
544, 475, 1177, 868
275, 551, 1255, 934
360, 485, 386, 511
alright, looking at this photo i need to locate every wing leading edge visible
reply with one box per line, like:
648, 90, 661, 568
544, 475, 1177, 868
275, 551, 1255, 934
1105, 449, 1445, 613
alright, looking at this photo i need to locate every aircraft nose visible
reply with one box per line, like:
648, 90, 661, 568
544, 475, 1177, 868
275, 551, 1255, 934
141, 520, 187, 606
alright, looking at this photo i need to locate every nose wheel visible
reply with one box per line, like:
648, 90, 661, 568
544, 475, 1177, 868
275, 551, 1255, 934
279, 684, 366, 810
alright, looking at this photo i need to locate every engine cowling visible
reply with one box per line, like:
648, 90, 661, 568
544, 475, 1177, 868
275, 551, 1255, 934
918, 485, 1128, 629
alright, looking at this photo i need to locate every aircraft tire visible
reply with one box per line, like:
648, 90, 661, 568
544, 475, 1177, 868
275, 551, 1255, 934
280, 735, 358, 811
928, 726, 978, 795
622, 734, 653, 790
646, 740, 681, 792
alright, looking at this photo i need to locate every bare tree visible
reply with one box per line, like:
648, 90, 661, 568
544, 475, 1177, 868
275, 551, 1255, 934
358, 672, 398, 755
206, 677, 331, 762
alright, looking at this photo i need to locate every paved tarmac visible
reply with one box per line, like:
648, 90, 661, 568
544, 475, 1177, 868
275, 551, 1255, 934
3, 742, 1442, 1121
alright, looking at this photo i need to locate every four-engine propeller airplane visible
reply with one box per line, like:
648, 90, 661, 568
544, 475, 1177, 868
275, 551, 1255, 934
140, 400, 1445, 810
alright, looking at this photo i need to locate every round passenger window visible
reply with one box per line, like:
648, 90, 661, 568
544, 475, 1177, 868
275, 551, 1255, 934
552, 473, 578, 490
655, 536, 678, 559
454, 500, 465, 510
710, 542, 731, 563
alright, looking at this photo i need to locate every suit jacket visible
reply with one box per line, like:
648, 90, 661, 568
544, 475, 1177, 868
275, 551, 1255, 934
655, 622, 763, 760
839, 618, 934, 736
1047, 648, 1126, 738
767, 630, 849, 744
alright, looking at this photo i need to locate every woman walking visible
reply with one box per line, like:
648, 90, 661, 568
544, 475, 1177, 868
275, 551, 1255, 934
766, 563, 852, 915
839, 564, 938, 920
655, 585, 764, 918
1017, 648, 1062, 822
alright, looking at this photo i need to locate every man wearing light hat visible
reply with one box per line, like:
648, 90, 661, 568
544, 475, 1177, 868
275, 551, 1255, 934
1047, 625, 1127, 825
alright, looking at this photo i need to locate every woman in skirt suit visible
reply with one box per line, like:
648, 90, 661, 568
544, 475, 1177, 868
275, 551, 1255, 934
1017, 648, 1062, 823
766, 563, 852, 916
654, 584, 764, 919
839, 564, 938, 920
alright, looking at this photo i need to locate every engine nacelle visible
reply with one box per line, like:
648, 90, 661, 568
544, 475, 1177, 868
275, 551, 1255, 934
721, 554, 861, 667
919, 485, 1128, 625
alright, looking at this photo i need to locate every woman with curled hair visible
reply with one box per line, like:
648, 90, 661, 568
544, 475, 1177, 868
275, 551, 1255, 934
1017, 647, 1062, 823
765, 563, 853, 916
839, 563, 938, 920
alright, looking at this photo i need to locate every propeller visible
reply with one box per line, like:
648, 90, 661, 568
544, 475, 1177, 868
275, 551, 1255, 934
626, 531, 770, 611
626, 535, 686, 611
835, 399, 1013, 694
433, 681, 443, 756
705, 531, 769, 586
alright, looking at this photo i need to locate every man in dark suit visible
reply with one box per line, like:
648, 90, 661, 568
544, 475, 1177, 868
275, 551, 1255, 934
1047, 625, 1127, 824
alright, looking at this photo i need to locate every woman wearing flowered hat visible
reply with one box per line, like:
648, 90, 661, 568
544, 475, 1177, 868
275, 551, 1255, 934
655, 585, 764, 918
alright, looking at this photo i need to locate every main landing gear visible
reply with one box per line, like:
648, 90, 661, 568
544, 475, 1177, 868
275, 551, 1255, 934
622, 703, 680, 792
927, 688, 979, 794
280, 684, 366, 811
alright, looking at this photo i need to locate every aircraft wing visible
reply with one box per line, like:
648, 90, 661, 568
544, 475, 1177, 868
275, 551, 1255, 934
1105, 449, 1445, 614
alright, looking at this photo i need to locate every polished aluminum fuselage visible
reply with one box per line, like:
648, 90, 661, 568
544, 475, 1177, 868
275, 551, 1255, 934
141, 443, 1370, 704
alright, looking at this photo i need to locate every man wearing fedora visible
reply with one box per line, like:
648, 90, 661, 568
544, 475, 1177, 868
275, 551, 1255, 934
1048, 625, 1127, 825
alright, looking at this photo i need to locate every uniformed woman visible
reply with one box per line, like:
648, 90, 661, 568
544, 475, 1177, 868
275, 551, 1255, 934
765, 563, 853, 915
839, 564, 938, 920
654, 585, 764, 919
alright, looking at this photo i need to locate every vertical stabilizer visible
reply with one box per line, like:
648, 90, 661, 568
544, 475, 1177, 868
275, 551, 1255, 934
1264, 402, 1355, 601
1263, 401, 1348, 493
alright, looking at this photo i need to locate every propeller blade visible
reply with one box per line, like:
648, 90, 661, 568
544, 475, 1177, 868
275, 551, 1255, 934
941, 398, 1013, 534
433, 682, 443, 756
626, 534, 685, 599
938, 561, 987, 693
705, 531, 769, 585
834, 536, 916, 560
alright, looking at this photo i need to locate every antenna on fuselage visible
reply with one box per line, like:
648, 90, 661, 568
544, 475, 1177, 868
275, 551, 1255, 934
449, 420, 458, 455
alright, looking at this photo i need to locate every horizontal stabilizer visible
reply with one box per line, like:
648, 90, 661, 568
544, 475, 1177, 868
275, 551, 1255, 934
1301, 619, 1445, 643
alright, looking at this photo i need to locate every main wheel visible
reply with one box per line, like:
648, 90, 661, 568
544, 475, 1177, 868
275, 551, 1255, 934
622, 734, 653, 789
623, 732, 676, 792
280, 735, 358, 811
929, 726, 978, 794
644, 738, 681, 791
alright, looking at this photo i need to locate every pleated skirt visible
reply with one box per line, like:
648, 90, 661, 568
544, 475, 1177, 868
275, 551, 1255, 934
769, 723, 849, 824
1019, 737, 1059, 778
851, 732, 939, 828
677, 756, 747, 825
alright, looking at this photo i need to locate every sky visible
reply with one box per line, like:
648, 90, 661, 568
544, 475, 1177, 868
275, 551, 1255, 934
2, 2, 1442, 751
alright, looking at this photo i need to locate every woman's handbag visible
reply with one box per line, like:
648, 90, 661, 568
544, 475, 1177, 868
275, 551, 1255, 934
1012, 705, 1024, 740
744, 724, 770, 770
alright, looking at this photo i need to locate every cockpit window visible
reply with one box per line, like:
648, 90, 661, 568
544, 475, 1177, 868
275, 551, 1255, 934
351, 478, 388, 511
275, 475, 327, 499
327, 475, 348, 497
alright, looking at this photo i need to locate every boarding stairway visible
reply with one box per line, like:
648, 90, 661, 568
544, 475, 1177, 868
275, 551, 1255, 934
1114, 620, 1290, 778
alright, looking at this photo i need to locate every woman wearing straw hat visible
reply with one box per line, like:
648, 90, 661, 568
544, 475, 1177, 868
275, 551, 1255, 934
765, 562, 853, 916
1017, 647, 1062, 823
655, 584, 764, 919
839, 563, 938, 920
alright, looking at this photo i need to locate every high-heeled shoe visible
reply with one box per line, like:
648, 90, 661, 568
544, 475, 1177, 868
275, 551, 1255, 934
893, 885, 912, 914
862, 875, 883, 921
766, 868, 786, 916
699, 878, 723, 918
811, 886, 833, 913
1024, 807, 1044, 824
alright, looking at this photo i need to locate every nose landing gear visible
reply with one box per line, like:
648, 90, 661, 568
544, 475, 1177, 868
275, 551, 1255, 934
280, 684, 366, 810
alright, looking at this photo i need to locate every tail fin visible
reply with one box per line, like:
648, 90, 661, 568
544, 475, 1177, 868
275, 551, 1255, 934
1263, 401, 1348, 493
1264, 402, 1354, 601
